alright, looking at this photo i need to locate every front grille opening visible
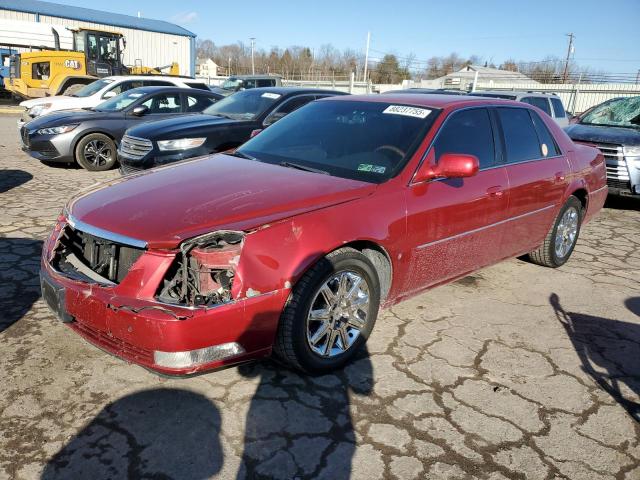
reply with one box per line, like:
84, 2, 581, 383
52, 226, 144, 284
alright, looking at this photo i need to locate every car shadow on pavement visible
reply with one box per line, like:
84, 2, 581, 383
0, 169, 33, 194
0, 237, 43, 333
551, 293, 640, 422
236, 347, 373, 479
604, 195, 640, 212
41, 388, 223, 479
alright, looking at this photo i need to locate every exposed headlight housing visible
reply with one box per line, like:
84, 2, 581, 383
29, 103, 52, 117
154, 342, 245, 369
36, 124, 78, 135
157, 137, 206, 151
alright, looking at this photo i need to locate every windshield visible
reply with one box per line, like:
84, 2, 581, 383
221, 78, 242, 90
238, 100, 438, 183
580, 97, 640, 129
203, 89, 281, 120
73, 78, 115, 97
95, 89, 145, 112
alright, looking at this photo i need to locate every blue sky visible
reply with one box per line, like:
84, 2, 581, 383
58, 0, 640, 73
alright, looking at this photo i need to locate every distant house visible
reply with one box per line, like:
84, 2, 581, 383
196, 58, 218, 77
404, 64, 537, 91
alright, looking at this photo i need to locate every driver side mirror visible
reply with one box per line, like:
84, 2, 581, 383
263, 112, 286, 127
131, 105, 149, 116
413, 151, 479, 184
102, 91, 117, 99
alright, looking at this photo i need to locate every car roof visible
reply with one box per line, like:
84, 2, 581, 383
229, 74, 283, 80
123, 86, 218, 95
103, 75, 197, 82
472, 90, 558, 98
385, 88, 468, 95
240, 86, 348, 96
326, 93, 524, 110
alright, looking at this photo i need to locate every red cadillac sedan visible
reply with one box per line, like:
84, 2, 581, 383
40, 94, 607, 375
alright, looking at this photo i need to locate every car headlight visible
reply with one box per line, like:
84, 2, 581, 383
35, 124, 78, 135
624, 146, 640, 169
29, 103, 52, 117
157, 137, 206, 151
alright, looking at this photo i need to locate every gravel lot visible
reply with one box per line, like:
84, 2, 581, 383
1, 114, 639, 480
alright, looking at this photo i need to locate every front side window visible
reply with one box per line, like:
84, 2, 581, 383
109, 80, 144, 96
238, 100, 438, 183
221, 78, 242, 90
204, 89, 281, 120
551, 98, 566, 118
497, 107, 544, 163
87, 35, 98, 60
521, 97, 552, 116
143, 80, 174, 87
141, 93, 182, 113
433, 108, 495, 169
580, 97, 640, 129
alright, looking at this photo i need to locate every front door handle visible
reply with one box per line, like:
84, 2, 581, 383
486, 186, 504, 197
555, 172, 566, 182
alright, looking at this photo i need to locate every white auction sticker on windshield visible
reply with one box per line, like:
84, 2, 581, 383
129, 93, 143, 98
383, 105, 431, 119
261, 92, 281, 99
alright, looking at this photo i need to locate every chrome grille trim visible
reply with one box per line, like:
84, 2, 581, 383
120, 135, 153, 159
66, 214, 147, 249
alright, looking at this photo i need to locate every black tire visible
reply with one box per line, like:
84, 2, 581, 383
74, 133, 117, 171
273, 248, 380, 374
528, 196, 583, 268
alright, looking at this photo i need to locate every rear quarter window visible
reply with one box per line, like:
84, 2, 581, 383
529, 111, 560, 157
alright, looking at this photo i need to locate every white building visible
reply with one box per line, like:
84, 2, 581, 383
0, 0, 196, 76
196, 58, 218, 77
406, 64, 537, 90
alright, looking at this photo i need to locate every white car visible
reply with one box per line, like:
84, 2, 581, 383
18, 76, 211, 127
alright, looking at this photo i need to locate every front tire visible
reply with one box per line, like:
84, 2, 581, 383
274, 248, 380, 374
528, 195, 582, 267
75, 133, 117, 171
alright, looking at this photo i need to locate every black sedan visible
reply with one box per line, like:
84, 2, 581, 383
20, 87, 222, 171
117, 87, 347, 174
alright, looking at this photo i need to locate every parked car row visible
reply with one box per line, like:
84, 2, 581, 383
38, 89, 607, 375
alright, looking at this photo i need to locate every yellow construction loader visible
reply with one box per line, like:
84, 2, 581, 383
4, 27, 179, 99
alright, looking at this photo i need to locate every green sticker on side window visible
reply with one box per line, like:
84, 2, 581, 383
358, 164, 386, 174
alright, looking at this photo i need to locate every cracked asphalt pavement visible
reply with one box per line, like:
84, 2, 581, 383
1, 114, 639, 479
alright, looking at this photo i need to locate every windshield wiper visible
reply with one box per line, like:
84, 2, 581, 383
229, 150, 259, 161
279, 161, 329, 175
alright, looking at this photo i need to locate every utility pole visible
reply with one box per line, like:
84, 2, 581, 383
228, 56, 231, 76
363, 31, 370, 82
562, 33, 574, 84
250, 37, 256, 75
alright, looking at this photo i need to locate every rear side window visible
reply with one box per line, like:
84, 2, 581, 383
110, 80, 144, 95
142, 93, 182, 113
550, 98, 566, 118
521, 97, 552, 116
257, 79, 275, 87
142, 80, 174, 87
433, 108, 495, 169
277, 95, 315, 115
530, 111, 560, 157
186, 94, 216, 112
497, 107, 543, 163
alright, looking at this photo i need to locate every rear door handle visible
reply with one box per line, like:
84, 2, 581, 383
486, 186, 504, 197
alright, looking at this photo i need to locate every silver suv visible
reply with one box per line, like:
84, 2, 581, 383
471, 91, 569, 126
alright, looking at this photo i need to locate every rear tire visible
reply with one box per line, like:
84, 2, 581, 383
74, 133, 117, 171
528, 196, 582, 268
273, 248, 380, 374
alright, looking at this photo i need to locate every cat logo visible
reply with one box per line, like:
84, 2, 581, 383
64, 59, 82, 70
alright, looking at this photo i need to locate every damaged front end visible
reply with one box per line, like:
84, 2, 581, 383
157, 231, 244, 307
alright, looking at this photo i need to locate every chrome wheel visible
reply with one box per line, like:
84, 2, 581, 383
555, 206, 579, 259
84, 140, 113, 167
306, 271, 370, 357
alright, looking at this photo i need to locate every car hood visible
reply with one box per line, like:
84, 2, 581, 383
20, 95, 85, 109
565, 123, 640, 146
125, 114, 242, 139
67, 154, 376, 249
25, 109, 115, 130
